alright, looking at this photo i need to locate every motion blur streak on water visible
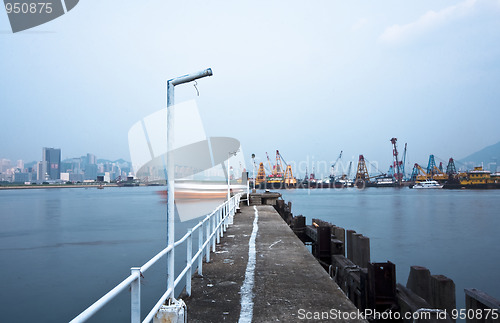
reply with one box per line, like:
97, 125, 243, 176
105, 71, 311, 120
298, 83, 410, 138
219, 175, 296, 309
280, 188, 500, 314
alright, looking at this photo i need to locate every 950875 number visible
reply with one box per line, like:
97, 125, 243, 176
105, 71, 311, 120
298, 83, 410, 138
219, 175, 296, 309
5, 2, 53, 14
450, 308, 499, 320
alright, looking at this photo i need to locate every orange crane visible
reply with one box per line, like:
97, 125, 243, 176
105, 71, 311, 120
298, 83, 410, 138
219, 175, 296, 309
355, 155, 387, 187
410, 163, 429, 182
276, 150, 297, 187
256, 162, 266, 187
355, 155, 370, 187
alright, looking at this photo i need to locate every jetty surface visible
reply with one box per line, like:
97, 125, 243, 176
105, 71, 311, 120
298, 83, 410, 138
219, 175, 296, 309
183, 204, 366, 322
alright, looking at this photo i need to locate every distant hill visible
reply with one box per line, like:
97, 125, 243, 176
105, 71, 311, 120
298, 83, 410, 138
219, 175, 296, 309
61, 157, 131, 166
459, 141, 500, 171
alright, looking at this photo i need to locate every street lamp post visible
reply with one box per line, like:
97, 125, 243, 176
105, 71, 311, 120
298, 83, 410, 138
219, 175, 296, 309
251, 153, 256, 189
166, 68, 213, 299
227, 150, 238, 225
227, 150, 238, 202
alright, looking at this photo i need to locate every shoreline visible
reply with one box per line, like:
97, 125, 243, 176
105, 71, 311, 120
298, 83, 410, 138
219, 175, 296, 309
0, 184, 120, 190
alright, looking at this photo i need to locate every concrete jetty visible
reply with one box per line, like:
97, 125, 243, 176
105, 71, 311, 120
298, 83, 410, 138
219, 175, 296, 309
183, 204, 366, 322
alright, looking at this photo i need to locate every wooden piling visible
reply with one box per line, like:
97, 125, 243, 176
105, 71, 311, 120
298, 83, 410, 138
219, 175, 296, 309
366, 262, 397, 311
292, 215, 306, 242
465, 288, 500, 323
430, 274, 456, 318
351, 234, 370, 268
407, 265, 432, 303
346, 230, 356, 262
316, 225, 332, 264
331, 225, 345, 256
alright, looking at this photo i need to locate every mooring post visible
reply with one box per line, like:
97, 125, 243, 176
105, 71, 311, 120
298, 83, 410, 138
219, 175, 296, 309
292, 215, 306, 242
430, 274, 456, 316
465, 288, 500, 323
351, 233, 362, 267
357, 235, 370, 268
331, 226, 345, 256
317, 225, 332, 263
346, 230, 356, 262
406, 266, 431, 303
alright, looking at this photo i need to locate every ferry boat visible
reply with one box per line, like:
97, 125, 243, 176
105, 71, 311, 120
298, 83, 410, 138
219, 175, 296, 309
412, 180, 443, 189
157, 180, 246, 199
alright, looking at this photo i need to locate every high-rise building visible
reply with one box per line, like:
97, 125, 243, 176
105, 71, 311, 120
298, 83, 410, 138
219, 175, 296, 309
87, 153, 96, 165
0, 159, 11, 173
42, 148, 61, 180
37, 161, 47, 181
84, 164, 98, 180
14, 172, 31, 183
16, 160, 24, 170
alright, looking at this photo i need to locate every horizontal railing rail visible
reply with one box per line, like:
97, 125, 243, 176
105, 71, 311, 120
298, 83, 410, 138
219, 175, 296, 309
70, 193, 242, 323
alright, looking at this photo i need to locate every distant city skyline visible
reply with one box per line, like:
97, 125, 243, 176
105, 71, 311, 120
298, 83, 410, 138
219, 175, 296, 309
0, 146, 132, 183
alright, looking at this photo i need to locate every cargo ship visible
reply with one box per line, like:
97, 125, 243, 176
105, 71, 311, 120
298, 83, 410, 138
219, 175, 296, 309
443, 166, 500, 189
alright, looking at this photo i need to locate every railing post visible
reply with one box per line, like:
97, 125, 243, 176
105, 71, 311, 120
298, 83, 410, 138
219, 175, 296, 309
223, 205, 227, 232
212, 213, 216, 252
198, 224, 203, 275
227, 195, 236, 224
220, 208, 224, 238
205, 219, 210, 263
131, 267, 141, 323
186, 230, 192, 296
217, 208, 221, 243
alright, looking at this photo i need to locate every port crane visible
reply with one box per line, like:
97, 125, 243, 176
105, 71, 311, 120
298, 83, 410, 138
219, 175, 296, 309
274, 150, 284, 178
426, 155, 448, 181
355, 155, 370, 187
446, 158, 457, 175
256, 162, 266, 186
410, 163, 428, 182
276, 150, 297, 187
410, 155, 451, 182
354, 155, 386, 187
265, 152, 273, 174
401, 143, 407, 181
329, 151, 343, 181
390, 138, 403, 186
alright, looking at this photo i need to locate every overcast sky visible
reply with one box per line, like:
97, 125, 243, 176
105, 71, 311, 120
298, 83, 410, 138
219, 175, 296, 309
1, 0, 499, 176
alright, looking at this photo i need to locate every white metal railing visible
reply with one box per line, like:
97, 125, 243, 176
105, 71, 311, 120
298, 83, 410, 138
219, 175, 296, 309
70, 193, 242, 323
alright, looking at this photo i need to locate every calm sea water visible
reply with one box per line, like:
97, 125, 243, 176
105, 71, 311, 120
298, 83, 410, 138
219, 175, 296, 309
0, 187, 498, 322
279, 188, 500, 314
0, 186, 198, 323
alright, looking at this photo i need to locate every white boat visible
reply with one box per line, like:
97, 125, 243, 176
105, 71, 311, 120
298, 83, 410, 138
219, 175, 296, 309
412, 180, 443, 189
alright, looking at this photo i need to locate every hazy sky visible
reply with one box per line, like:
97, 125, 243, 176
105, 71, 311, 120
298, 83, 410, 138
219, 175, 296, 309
1, 0, 500, 176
